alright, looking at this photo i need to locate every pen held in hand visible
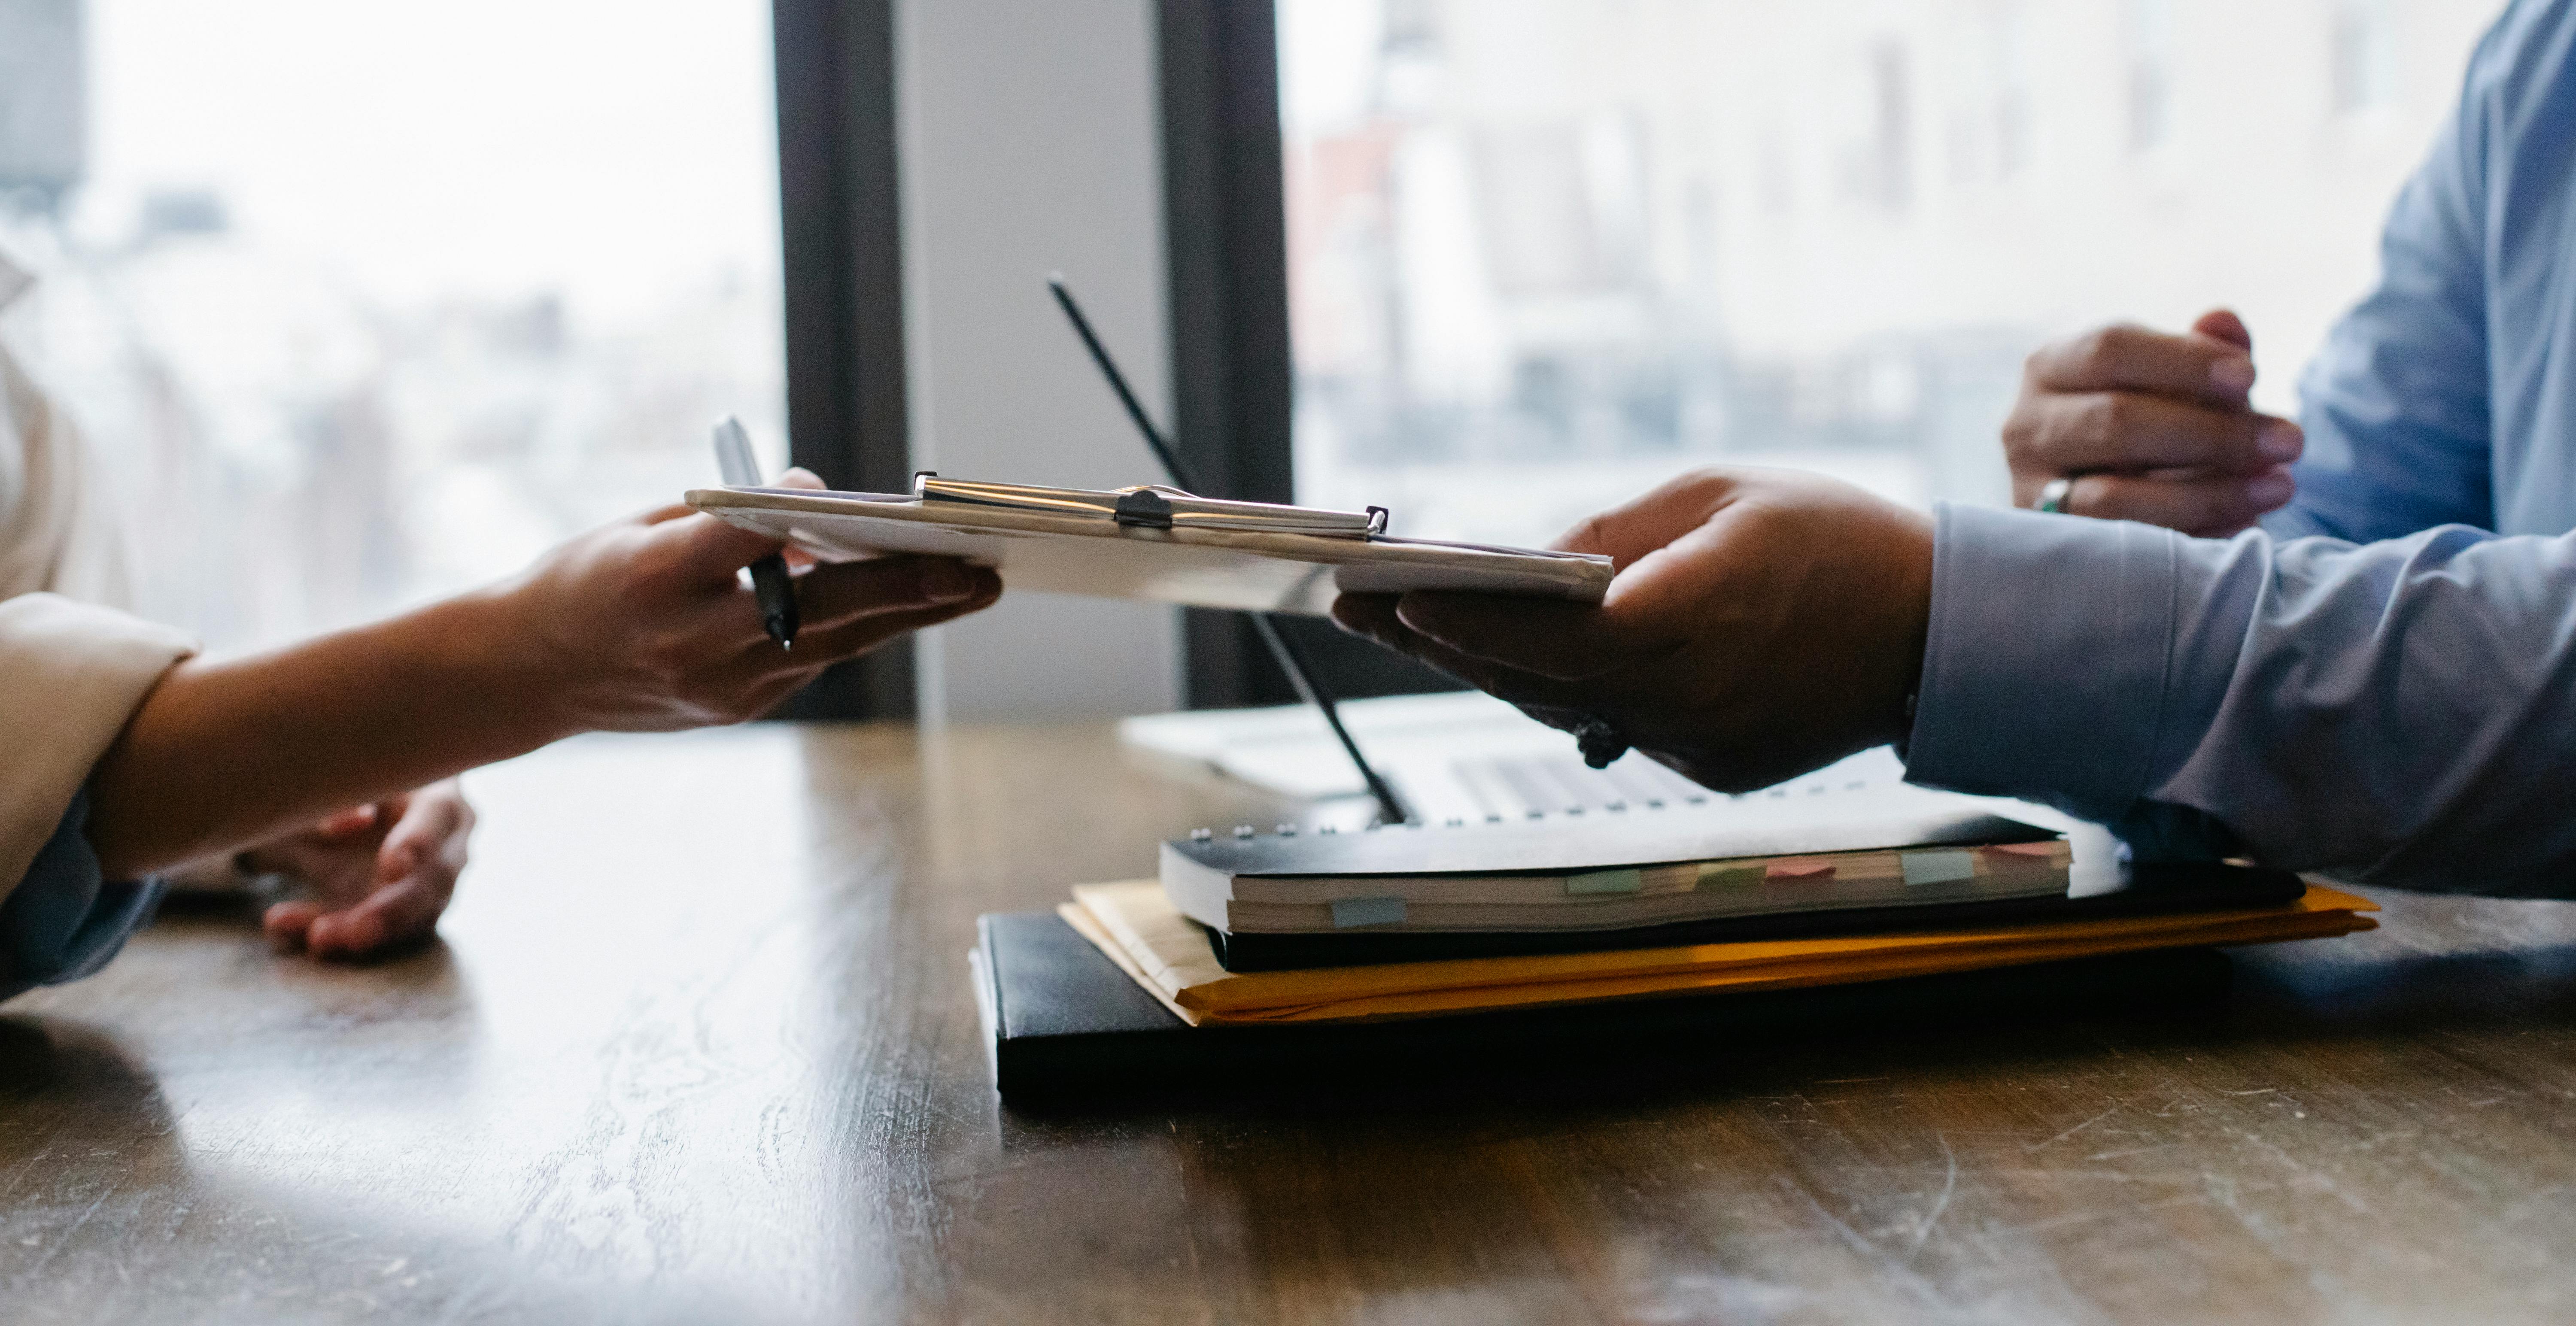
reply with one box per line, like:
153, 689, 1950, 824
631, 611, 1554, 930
711, 416, 801, 649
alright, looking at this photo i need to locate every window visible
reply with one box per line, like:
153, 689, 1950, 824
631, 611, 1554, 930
1273, 0, 2504, 552
0, 0, 787, 654
2333, 0, 2403, 113
2127, 0, 2178, 152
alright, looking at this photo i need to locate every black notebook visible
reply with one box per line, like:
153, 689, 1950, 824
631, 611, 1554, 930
969, 910, 2237, 1100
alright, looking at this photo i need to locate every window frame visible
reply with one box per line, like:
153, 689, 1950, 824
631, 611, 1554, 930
770, 0, 916, 719
1158, 0, 1462, 707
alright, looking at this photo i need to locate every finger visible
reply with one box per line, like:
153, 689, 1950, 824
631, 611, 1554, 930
380, 783, 472, 881
703, 586, 1007, 721
1330, 594, 1594, 708
310, 803, 382, 839
1391, 592, 1653, 682
306, 876, 450, 959
2012, 392, 2302, 475
774, 470, 826, 572
1510, 702, 1599, 738
1548, 469, 1741, 565
791, 556, 999, 628
2050, 467, 2296, 535
2026, 322, 2257, 403
263, 900, 321, 952
655, 508, 796, 590
775, 581, 1002, 663
2192, 308, 2252, 351
1329, 592, 1402, 639
308, 795, 469, 960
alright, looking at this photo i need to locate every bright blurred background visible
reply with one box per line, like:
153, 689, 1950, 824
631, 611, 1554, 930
1278, 0, 2505, 545
0, 0, 785, 652
0, 0, 2517, 665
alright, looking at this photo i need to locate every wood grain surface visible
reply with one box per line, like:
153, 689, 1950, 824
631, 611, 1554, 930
5, 722, 2576, 1324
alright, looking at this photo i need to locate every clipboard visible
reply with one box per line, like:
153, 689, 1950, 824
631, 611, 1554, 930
687, 475, 1615, 616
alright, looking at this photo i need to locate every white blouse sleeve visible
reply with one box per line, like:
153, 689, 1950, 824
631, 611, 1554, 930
0, 592, 194, 906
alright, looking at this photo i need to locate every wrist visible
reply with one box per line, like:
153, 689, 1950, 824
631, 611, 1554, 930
417, 585, 588, 753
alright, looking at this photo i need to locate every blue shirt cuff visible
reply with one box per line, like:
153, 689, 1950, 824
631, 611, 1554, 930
1903, 504, 2183, 823
0, 790, 166, 1002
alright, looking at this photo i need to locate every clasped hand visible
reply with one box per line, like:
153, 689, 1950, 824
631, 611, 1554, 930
1334, 467, 1933, 793
2003, 309, 2303, 535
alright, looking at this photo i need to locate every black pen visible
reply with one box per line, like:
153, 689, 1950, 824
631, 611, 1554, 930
711, 416, 800, 648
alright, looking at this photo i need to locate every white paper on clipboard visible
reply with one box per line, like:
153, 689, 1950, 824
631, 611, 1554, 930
685, 483, 1614, 616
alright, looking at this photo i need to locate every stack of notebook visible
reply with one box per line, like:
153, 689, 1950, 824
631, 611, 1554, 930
972, 783, 2379, 1095
1159, 792, 2086, 970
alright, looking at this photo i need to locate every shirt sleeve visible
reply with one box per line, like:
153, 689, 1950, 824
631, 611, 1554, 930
2264, 6, 2506, 541
0, 593, 194, 909
1906, 502, 2576, 895
0, 790, 165, 1003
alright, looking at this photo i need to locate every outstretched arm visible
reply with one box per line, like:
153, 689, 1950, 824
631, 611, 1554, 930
86, 490, 996, 879
1337, 467, 2576, 895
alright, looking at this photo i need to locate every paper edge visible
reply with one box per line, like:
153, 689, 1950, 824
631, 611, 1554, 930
1057, 900, 1205, 1027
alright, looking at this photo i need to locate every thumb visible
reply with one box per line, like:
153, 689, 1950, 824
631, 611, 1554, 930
380, 785, 471, 881
1551, 469, 1742, 568
1394, 592, 1640, 680
2193, 308, 2252, 350
311, 803, 381, 839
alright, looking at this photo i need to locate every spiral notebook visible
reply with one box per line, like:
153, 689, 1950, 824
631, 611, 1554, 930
1163, 778, 2069, 935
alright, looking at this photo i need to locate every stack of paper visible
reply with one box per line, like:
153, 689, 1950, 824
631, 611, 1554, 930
1061, 879, 2378, 1026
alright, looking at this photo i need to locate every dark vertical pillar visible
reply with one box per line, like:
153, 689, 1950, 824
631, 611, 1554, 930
1158, 0, 1463, 707
771, 0, 916, 719
1160, 0, 1300, 708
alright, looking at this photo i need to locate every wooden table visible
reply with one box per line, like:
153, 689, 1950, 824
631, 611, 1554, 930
7, 722, 2576, 1324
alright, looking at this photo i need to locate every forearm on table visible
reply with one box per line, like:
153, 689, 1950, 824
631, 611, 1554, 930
85, 588, 564, 877
1907, 505, 2576, 890
2147, 525, 2576, 891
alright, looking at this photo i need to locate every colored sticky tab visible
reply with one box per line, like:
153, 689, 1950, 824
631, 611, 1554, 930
1565, 868, 1644, 896
1902, 850, 1978, 886
1765, 859, 1836, 881
1983, 840, 2062, 859
1696, 862, 1765, 890
1330, 896, 1407, 929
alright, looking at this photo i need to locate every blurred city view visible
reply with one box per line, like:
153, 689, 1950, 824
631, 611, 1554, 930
0, 0, 2518, 651
1279, 0, 2507, 545
0, 0, 785, 652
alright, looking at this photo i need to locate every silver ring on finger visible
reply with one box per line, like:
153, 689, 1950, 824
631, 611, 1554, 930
2035, 476, 2074, 514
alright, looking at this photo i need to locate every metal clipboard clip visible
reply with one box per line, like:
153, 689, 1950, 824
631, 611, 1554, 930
913, 473, 1390, 540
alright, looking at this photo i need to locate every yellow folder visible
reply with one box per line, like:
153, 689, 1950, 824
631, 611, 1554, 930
1063, 878, 2378, 1027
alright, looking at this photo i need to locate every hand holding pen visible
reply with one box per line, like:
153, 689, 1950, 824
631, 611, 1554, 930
713, 416, 804, 648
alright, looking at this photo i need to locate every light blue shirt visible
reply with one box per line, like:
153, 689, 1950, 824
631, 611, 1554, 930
1905, 0, 2576, 893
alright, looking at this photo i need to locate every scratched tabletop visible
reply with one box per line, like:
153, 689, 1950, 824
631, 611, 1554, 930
4, 722, 2575, 1325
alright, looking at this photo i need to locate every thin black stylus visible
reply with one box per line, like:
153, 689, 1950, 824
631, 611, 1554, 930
1047, 275, 1413, 827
